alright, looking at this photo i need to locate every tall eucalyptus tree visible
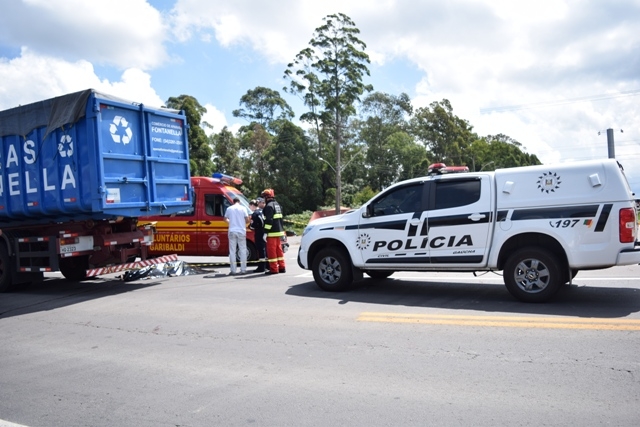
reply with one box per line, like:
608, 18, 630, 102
284, 13, 373, 212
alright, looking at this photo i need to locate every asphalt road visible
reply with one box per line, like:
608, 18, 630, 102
1, 239, 639, 427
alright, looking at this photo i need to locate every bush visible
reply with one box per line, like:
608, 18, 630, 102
284, 211, 313, 235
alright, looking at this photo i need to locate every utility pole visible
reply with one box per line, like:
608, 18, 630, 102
320, 145, 366, 216
606, 128, 615, 158
335, 121, 342, 215
601, 128, 623, 159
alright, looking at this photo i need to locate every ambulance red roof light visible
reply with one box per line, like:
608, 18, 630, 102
212, 172, 243, 186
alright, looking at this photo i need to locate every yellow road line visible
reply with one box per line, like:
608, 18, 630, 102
357, 312, 640, 331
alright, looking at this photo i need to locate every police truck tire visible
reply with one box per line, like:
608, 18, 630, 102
59, 255, 89, 281
312, 247, 353, 292
503, 247, 563, 303
0, 244, 16, 292
365, 270, 394, 280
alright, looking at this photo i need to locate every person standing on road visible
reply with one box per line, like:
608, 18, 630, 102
261, 188, 286, 275
249, 198, 267, 273
224, 197, 250, 275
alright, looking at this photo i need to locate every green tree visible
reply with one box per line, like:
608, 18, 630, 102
352, 186, 377, 206
321, 138, 368, 206
210, 126, 243, 177
166, 95, 213, 177
409, 99, 475, 166
466, 138, 493, 171
356, 92, 428, 189
284, 13, 373, 212
264, 121, 323, 213
388, 131, 432, 183
232, 87, 294, 133
236, 123, 273, 197
466, 134, 541, 171
483, 134, 541, 168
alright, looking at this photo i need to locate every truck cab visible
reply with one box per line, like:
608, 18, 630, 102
141, 174, 260, 260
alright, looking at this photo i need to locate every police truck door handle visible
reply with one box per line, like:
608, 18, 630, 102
187, 221, 196, 225
468, 213, 486, 221
202, 221, 211, 225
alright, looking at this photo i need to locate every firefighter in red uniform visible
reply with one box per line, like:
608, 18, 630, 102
261, 188, 286, 275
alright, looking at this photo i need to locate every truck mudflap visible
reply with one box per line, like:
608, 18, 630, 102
85, 254, 179, 278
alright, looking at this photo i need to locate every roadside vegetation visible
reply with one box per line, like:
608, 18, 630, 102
167, 13, 541, 218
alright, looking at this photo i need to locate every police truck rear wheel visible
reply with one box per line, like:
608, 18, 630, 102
504, 248, 563, 303
312, 247, 353, 291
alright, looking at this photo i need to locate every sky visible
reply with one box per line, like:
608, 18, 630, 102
1, 0, 639, 193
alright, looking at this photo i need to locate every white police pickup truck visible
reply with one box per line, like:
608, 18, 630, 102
298, 159, 640, 302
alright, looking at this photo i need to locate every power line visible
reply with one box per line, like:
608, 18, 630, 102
480, 89, 640, 114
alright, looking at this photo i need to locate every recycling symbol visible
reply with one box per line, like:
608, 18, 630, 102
58, 135, 74, 157
109, 115, 133, 144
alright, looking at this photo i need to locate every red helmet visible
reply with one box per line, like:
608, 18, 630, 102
261, 188, 275, 198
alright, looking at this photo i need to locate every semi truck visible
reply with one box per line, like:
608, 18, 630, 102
0, 89, 192, 291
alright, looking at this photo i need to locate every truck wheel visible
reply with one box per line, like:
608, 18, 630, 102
365, 270, 394, 280
59, 256, 89, 281
0, 244, 16, 292
504, 248, 563, 303
312, 247, 353, 292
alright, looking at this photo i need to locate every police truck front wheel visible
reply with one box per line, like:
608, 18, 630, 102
503, 247, 563, 303
312, 247, 353, 291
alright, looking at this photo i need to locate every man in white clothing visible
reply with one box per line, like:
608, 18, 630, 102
224, 197, 250, 275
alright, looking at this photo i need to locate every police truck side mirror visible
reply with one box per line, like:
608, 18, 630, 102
363, 204, 373, 218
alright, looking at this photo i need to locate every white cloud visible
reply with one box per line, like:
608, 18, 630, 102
0, 48, 163, 110
166, 0, 640, 190
0, 48, 98, 109
169, 0, 375, 63
99, 69, 165, 108
480, 0, 570, 23
0, 0, 638, 190
201, 103, 228, 135
0, 0, 169, 69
